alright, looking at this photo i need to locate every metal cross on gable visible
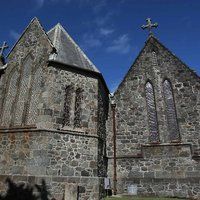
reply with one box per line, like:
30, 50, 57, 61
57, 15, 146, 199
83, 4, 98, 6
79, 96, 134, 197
141, 18, 158, 35
0, 41, 9, 57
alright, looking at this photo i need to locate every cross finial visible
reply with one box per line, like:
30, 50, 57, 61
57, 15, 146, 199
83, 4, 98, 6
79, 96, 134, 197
0, 41, 9, 57
141, 18, 158, 35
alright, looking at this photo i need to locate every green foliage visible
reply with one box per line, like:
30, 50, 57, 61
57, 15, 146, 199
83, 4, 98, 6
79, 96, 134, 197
0, 178, 51, 200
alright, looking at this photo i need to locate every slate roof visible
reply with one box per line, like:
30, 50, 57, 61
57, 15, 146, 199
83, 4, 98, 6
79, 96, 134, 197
47, 23, 100, 73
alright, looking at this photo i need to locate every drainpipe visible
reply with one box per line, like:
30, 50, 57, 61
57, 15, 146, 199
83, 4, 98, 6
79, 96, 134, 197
110, 94, 117, 195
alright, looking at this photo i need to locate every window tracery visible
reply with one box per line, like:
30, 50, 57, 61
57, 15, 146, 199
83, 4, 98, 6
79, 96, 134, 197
74, 88, 83, 128
62, 85, 73, 127
163, 79, 180, 142
145, 81, 159, 143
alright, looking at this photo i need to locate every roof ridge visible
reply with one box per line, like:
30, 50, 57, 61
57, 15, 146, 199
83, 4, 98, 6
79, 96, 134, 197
47, 23, 100, 73
57, 23, 99, 72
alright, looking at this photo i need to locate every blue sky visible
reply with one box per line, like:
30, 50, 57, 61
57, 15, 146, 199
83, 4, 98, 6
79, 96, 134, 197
0, 0, 200, 92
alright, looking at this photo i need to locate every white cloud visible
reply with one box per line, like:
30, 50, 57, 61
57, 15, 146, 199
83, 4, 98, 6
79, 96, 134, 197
81, 33, 102, 50
33, 0, 62, 10
106, 34, 131, 54
49, 0, 60, 3
100, 28, 114, 36
35, 0, 45, 9
9, 30, 20, 41
95, 12, 113, 26
32, 0, 106, 10
93, 0, 107, 13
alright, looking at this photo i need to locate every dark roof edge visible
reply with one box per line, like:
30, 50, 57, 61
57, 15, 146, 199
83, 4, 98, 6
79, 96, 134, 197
48, 60, 110, 94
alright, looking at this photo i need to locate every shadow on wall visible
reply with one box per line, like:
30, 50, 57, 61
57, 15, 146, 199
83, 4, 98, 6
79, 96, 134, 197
0, 178, 56, 200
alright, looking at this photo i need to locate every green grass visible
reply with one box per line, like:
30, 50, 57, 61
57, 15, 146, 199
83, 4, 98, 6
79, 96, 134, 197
104, 197, 186, 200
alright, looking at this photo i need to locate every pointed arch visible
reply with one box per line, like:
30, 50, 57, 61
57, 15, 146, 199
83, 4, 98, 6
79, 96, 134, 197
145, 81, 159, 143
26, 67, 43, 125
62, 85, 73, 127
74, 88, 83, 128
163, 79, 180, 142
1, 68, 20, 126
13, 54, 33, 125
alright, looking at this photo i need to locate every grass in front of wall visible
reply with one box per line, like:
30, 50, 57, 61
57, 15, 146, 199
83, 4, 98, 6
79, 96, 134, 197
104, 197, 186, 200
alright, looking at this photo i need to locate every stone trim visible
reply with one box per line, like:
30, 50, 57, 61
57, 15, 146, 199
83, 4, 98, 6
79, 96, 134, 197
0, 127, 99, 139
118, 177, 200, 182
0, 174, 105, 181
141, 142, 191, 147
107, 154, 143, 159
141, 142, 192, 151
108, 143, 195, 159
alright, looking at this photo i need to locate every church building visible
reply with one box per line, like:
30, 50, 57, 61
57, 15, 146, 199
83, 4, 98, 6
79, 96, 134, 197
107, 19, 200, 200
0, 18, 199, 200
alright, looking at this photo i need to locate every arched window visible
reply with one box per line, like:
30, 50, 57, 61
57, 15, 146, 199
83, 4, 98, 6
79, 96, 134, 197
163, 80, 180, 142
27, 67, 43, 125
62, 85, 73, 127
14, 55, 33, 125
145, 81, 159, 143
74, 88, 83, 128
1, 69, 19, 126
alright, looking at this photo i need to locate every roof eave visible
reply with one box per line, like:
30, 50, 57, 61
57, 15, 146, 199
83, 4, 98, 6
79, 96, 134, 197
48, 59, 110, 94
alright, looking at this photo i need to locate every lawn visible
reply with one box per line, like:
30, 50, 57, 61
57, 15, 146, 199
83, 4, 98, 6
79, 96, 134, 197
104, 197, 186, 200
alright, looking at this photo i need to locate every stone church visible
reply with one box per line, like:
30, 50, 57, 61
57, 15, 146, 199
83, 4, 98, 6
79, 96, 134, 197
0, 18, 199, 200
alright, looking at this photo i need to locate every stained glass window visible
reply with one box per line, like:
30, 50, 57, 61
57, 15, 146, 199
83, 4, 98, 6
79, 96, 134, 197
62, 85, 73, 127
163, 80, 180, 142
145, 81, 160, 143
74, 88, 83, 128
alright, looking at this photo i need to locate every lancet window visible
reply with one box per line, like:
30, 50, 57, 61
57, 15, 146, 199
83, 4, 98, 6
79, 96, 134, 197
163, 79, 180, 142
145, 81, 159, 143
62, 85, 73, 127
74, 88, 83, 128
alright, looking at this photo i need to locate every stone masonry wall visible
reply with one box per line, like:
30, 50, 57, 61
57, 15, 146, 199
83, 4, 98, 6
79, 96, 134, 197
0, 18, 109, 200
108, 144, 200, 199
38, 63, 100, 133
107, 36, 200, 199
97, 81, 109, 177
0, 129, 102, 199
0, 18, 53, 128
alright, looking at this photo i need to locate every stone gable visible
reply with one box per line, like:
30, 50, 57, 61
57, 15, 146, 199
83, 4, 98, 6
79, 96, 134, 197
0, 18, 108, 200
0, 18, 53, 128
0, 18, 199, 200
107, 36, 200, 199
